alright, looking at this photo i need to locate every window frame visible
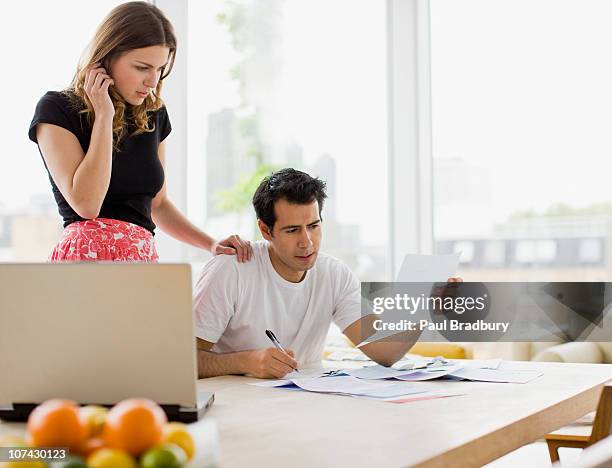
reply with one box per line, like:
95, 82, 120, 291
152, 0, 189, 261
387, 0, 434, 277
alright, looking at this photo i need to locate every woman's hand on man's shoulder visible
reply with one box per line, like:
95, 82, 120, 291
211, 234, 253, 263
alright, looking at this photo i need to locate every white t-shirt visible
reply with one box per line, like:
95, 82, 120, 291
193, 240, 361, 366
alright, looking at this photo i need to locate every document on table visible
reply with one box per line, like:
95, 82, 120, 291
325, 349, 372, 362
343, 363, 462, 381
252, 375, 428, 398
251, 369, 333, 387
344, 365, 416, 380
289, 376, 427, 398
465, 358, 502, 370
250, 360, 543, 389
448, 368, 543, 384
394, 365, 465, 382
360, 390, 467, 403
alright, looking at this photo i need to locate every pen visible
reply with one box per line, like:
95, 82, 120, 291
265, 329, 300, 373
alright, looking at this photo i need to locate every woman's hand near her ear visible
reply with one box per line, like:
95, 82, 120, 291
84, 63, 115, 118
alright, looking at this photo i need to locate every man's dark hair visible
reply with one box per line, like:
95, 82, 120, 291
252, 168, 327, 230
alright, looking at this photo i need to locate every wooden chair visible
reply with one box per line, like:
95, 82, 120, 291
546, 382, 612, 463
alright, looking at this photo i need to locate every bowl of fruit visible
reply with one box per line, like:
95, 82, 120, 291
0, 398, 197, 467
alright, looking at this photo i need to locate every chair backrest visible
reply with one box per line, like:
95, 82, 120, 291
589, 382, 612, 445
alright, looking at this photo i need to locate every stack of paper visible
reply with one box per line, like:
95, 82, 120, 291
284, 376, 424, 398
249, 359, 542, 403
251, 368, 463, 402
252, 375, 462, 403
447, 368, 543, 384
344, 362, 542, 384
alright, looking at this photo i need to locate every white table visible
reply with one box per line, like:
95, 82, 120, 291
197, 361, 612, 467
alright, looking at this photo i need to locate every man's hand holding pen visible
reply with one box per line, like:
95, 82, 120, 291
245, 347, 298, 379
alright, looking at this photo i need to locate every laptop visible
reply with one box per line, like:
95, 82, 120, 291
0, 263, 213, 422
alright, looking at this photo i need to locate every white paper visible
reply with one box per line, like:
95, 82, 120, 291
344, 363, 463, 381
325, 350, 372, 362
285, 369, 331, 378
356, 390, 466, 403
249, 368, 339, 387
449, 368, 543, 384
464, 358, 503, 370
357, 253, 460, 347
353, 384, 427, 399
289, 376, 425, 398
289, 376, 390, 393
396, 253, 461, 282
393, 360, 418, 371
345, 365, 414, 380
251, 379, 292, 387
250, 361, 542, 387
395, 365, 465, 381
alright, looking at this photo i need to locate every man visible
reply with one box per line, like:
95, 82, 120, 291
194, 168, 451, 378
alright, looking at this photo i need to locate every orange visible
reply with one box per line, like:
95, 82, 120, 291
79, 436, 106, 457
26, 399, 87, 452
162, 422, 195, 460
103, 398, 167, 456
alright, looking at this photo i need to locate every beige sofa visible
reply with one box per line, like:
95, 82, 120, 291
461, 342, 563, 361
462, 342, 612, 363
530, 342, 612, 363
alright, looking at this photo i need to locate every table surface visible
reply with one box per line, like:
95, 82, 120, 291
197, 360, 612, 468
2, 360, 611, 468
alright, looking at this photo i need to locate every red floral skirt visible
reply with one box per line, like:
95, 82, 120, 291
48, 218, 158, 262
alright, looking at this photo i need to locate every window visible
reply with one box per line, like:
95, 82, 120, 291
579, 238, 603, 264
514, 240, 556, 264
431, 0, 612, 280
483, 240, 506, 266
186, 0, 390, 280
1, 0, 128, 261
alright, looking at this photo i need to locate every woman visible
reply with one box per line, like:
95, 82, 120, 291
28, 1, 251, 263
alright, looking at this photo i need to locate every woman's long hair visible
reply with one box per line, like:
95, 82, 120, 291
66, 1, 176, 148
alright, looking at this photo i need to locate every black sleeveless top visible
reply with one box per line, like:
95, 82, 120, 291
28, 91, 171, 234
